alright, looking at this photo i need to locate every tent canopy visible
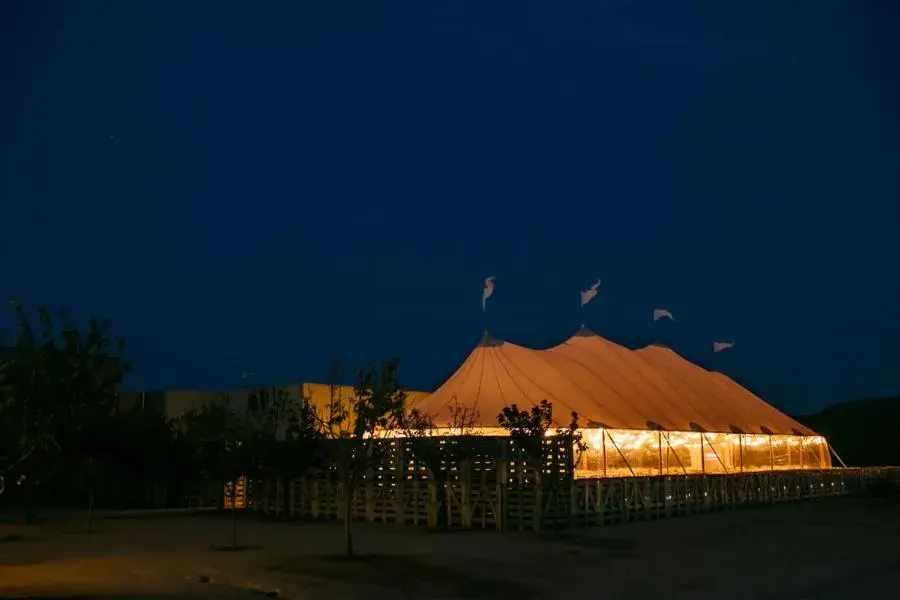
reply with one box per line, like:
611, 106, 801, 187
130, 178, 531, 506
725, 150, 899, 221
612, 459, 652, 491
635, 344, 814, 436
413, 328, 817, 437
412, 331, 618, 429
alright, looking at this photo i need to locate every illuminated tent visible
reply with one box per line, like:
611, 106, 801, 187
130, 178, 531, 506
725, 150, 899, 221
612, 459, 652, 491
634, 344, 814, 436
545, 326, 722, 432
413, 327, 830, 477
413, 331, 638, 432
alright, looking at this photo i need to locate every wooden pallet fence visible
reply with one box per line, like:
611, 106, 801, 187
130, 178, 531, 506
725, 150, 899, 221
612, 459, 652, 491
237, 437, 897, 531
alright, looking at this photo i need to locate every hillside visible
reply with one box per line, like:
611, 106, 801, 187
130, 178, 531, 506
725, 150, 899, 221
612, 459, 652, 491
795, 397, 900, 467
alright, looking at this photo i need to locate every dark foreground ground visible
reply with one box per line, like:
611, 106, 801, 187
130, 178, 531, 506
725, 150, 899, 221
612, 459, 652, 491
2, 497, 899, 600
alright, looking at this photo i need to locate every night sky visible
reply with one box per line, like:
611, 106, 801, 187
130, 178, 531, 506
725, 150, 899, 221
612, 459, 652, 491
2, 1, 898, 414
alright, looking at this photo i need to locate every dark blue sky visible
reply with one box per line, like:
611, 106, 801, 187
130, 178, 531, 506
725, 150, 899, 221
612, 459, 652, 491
2, 1, 898, 413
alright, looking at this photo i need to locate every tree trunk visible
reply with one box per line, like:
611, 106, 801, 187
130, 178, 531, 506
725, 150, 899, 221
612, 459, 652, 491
532, 463, 542, 534
431, 470, 448, 529
343, 492, 354, 557
230, 487, 238, 550
87, 490, 95, 533
0, 475, 5, 497
281, 477, 292, 519
23, 479, 36, 524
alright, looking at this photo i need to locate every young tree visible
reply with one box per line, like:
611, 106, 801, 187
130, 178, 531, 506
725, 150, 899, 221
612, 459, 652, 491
75, 456, 102, 533
395, 399, 480, 528
115, 406, 186, 508
0, 301, 129, 506
247, 386, 322, 517
68, 406, 182, 528
67, 412, 119, 532
1, 304, 56, 500
321, 359, 406, 557
181, 398, 265, 550
497, 400, 584, 533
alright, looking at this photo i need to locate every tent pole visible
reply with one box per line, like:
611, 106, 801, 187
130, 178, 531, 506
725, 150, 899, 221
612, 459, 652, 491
604, 430, 635, 477
800, 437, 805, 469
602, 430, 607, 477
829, 444, 848, 469
702, 433, 728, 473
700, 435, 705, 474
657, 431, 663, 476
663, 433, 688, 475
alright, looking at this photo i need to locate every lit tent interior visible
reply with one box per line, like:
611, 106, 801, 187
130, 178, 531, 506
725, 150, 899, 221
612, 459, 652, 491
409, 327, 830, 478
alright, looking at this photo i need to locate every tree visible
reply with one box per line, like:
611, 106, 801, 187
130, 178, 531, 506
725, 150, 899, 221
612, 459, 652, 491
497, 400, 585, 532
65, 406, 184, 531
246, 386, 322, 517
113, 406, 188, 508
321, 359, 406, 557
0, 301, 129, 506
67, 412, 118, 532
396, 398, 480, 528
181, 398, 265, 550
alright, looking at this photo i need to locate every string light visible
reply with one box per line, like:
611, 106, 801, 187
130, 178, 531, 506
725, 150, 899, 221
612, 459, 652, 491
378, 425, 829, 477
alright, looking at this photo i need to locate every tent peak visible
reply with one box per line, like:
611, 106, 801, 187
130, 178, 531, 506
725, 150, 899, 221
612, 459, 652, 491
574, 324, 597, 338
477, 330, 504, 348
648, 341, 670, 350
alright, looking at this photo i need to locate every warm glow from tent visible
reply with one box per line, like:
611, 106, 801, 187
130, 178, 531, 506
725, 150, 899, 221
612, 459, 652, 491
379, 426, 830, 478
573, 428, 829, 478
374, 329, 833, 479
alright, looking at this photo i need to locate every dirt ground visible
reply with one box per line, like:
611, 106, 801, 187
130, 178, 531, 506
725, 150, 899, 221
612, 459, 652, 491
2, 497, 899, 600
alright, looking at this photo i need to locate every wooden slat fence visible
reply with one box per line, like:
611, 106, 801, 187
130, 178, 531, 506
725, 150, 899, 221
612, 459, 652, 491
236, 437, 898, 531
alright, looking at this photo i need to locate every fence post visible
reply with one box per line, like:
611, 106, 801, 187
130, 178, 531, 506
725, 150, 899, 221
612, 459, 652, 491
497, 440, 507, 531
460, 458, 472, 528
288, 478, 297, 518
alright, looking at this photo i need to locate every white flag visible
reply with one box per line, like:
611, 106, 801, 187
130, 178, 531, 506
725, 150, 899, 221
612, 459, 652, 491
580, 279, 601, 307
482, 276, 496, 312
653, 309, 674, 321
713, 341, 735, 353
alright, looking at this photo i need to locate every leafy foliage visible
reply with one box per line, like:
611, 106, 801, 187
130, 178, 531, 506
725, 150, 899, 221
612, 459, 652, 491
180, 397, 268, 549
180, 397, 265, 489
396, 399, 482, 477
63, 405, 186, 521
1, 301, 130, 499
497, 400, 555, 460
497, 400, 585, 532
396, 399, 481, 528
497, 400, 586, 461
321, 359, 407, 556
246, 386, 323, 515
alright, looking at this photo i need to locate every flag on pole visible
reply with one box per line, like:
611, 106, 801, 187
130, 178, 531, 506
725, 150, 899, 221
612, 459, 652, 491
482, 276, 496, 312
713, 341, 735, 353
653, 308, 674, 321
580, 279, 601, 307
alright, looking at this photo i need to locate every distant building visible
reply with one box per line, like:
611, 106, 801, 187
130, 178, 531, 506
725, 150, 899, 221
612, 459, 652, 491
118, 382, 430, 423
